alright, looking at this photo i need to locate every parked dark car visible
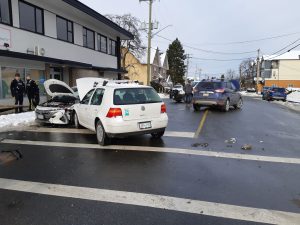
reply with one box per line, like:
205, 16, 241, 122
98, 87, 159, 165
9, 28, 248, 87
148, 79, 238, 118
265, 87, 287, 102
192, 80, 243, 112
262, 86, 272, 100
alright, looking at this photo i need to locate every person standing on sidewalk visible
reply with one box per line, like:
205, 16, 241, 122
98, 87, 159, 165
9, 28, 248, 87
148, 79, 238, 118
25, 75, 38, 111
184, 80, 193, 104
10, 73, 25, 113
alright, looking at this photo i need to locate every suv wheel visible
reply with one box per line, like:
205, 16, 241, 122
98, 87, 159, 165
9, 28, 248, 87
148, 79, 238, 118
96, 121, 110, 146
193, 104, 201, 111
73, 112, 81, 128
222, 99, 230, 112
234, 98, 243, 109
151, 129, 165, 139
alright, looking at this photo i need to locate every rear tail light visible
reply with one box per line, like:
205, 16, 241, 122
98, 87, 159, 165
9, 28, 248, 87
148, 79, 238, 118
161, 103, 167, 113
106, 108, 122, 118
215, 89, 225, 93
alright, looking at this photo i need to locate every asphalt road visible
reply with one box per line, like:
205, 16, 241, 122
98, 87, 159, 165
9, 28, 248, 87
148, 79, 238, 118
0, 96, 300, 225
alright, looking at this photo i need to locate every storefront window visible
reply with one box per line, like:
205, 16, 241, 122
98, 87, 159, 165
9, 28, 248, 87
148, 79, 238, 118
0, 67, 45, 99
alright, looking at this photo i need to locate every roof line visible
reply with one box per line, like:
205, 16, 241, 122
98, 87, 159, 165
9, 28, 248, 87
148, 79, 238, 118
62, 0, 134, 40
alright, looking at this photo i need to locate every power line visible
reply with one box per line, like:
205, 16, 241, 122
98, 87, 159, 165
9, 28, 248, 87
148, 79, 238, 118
198, 31, 300, 46
264, 38, 300, 60
191, 56, 255, 62
155, 35, 257, 55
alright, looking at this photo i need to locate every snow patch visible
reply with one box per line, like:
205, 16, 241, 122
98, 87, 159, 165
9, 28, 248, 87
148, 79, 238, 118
158, 93, 169, 99
239, 91, 261, 98
287, 91, 300, 103
0, 112, 36, 132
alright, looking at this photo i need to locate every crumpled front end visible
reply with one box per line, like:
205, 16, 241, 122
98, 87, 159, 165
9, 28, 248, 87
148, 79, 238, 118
35, 107, 72, 125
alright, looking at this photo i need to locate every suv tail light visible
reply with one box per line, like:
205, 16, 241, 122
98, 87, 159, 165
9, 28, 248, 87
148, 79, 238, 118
106, 108, 122, 118
215, 89, 225, 93
161, 103, 167, 113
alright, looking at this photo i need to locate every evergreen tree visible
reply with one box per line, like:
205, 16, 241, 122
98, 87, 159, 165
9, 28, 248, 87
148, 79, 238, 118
167, 38, 186, 85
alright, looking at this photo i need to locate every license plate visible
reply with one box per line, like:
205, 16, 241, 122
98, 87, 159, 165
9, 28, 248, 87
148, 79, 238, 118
139, 122, 152, 130
37, 114, 44, 120
203, 93, 209, 97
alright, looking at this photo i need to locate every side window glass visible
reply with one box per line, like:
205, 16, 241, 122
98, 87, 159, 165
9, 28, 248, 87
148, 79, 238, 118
91, 89, 105, 105
81, 89, 94, 105
231, 83, 237, 91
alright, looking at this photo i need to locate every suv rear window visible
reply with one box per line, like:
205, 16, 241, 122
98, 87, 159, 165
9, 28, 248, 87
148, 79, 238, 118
196, 82, 223, 90
272, 88, 285, 93
114, 88, 162, 105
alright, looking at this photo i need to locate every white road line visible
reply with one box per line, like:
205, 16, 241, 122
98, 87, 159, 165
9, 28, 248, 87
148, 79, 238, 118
26, 127, 195, 138
0, 178, 298, 225
2, 139, 300, 165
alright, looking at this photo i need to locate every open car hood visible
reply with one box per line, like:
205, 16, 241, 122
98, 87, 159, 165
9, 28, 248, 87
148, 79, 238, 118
44, 79, 75, 97
76, 78, 107, 100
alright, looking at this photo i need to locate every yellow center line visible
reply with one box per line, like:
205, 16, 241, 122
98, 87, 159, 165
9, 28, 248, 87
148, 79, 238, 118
194, 109, 209, 138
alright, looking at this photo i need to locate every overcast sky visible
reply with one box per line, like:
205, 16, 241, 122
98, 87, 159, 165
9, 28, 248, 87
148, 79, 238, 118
81, 0, 300, 79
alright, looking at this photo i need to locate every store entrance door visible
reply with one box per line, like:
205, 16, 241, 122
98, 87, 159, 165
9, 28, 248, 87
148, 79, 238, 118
50, 67, 63, 80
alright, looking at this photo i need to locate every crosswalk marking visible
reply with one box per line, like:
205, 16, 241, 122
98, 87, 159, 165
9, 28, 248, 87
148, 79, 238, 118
26, 127, 195, 138
0, 178, 299, 225
2, 139, 300, 165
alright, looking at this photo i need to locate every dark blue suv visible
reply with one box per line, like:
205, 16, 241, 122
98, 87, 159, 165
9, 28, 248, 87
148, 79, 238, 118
265, 87, 287, 102
192, 80, 243, 112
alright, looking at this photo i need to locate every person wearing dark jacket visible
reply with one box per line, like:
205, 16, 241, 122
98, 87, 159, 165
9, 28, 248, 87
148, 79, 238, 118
26, 75, 38, 111
10, 73, 25, 113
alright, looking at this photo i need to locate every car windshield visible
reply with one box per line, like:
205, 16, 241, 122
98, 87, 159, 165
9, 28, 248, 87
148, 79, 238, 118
52, 95, 77, 103
114, 88, 162, 105
196, 82, 222, 90
174, 85, 182, 88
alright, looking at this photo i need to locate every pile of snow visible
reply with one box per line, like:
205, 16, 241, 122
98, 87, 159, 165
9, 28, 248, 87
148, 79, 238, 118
273, 101, 300, 112
287, 90, 300, 103
239, 91, 261, 98
0, 112, 36, 132
158, 93, 169, 99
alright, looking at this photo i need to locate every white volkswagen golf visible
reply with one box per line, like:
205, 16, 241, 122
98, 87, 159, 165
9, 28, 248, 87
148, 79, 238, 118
73, 80, 168, 145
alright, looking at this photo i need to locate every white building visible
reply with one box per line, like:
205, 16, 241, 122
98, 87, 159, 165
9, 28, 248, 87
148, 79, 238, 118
0, 0, 133, 99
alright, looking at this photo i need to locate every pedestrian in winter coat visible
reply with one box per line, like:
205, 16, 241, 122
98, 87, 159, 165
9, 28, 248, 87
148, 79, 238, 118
10, 73, 25, 113
184, 80, 193, 104
26, 75, 39, 110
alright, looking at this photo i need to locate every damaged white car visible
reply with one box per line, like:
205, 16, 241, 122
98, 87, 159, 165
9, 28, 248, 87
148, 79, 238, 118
35, 79, 78, 125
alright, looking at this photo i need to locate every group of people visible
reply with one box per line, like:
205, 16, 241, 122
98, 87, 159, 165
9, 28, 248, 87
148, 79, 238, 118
10, 73, 40, 113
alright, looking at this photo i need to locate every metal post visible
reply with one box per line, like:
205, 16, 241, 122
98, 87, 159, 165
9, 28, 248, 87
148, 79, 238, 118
146, 0, 153, 86
256, 49, 261, 94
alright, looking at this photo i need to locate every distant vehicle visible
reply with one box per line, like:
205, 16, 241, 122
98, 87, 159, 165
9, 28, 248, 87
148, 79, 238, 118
265, 87, 287, 102
247, 88, 256, 93
169, 84, 185, 102
192, 80, 243, 112
73, 79, 168, 145
35, 79, 78, 125
261, 86, 272, 100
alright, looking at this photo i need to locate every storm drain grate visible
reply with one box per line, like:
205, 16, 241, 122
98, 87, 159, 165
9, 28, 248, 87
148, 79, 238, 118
0, 150, 23, 165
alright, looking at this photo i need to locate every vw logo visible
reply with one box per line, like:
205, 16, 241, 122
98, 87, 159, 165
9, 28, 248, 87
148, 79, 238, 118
141, 106, 146, 111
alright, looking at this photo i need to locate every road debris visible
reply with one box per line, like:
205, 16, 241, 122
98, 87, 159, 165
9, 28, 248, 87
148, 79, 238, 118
0, 150, 23, 165
191, 143, 209, 148
241, 144, 252, 150
225, 138, 237, 144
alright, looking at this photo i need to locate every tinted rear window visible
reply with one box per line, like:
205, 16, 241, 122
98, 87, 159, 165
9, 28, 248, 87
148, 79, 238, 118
196, 82, 223, 90
114, 88, 162, 105
273, 88, 285, 92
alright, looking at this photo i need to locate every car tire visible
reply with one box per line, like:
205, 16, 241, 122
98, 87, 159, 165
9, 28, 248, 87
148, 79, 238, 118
96, 121, 110, 146
151, 129, 165, 139
222, 99, 230, 112
193, 104, 201, 111
234, 98, 243, 110
73, 112, 81, 128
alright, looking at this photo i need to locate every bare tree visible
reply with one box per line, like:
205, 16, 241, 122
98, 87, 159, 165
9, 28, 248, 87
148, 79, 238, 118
225, 69, 237, 80
106, 14, 146, 70
239, 58, 255, 88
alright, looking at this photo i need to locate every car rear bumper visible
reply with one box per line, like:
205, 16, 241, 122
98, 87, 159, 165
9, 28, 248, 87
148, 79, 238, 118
193, 99, 225, 106
103, 115, 168, 137
271, 96, 286, 100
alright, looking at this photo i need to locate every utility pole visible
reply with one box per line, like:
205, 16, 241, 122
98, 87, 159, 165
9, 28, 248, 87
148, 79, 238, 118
256, 49, 261, 94
140, 0, 154, 86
